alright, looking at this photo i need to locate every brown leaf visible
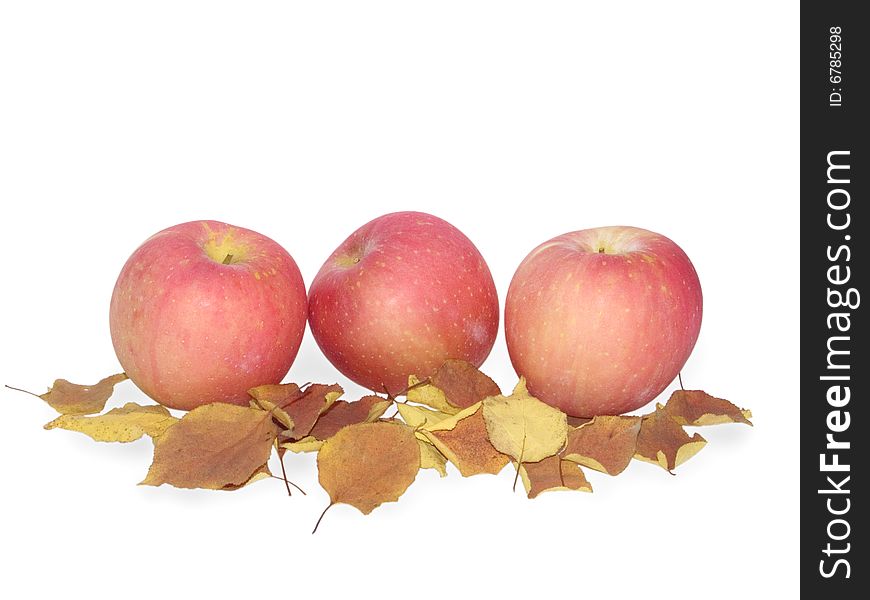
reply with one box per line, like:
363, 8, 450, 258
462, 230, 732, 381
567, 416, 593, 428
308, 395, 392, 441
32, 373, 128, 415
519, 456, 592, 498
663, 390, 753, 426
429, 359, 502, 410
316, 421, 420, 524
141, 403, 278, 489
44, 402, 177, 442
222, 464, 273, 491
634, 407, 706, 472
247, 382, 297, 430
562, 416, 642, 475
251, 383, 343, 440
420, 403, 510, 477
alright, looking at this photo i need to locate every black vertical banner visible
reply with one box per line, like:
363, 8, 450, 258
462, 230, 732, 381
802, 2, 866, 595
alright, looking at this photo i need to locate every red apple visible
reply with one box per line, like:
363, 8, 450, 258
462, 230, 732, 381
505, 226, 702, 417
308, 211, 499, 394
109, 220, 307, 411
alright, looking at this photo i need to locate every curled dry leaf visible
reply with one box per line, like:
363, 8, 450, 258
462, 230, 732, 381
663, 390, 753, 426
419, 403, 510, 477
142, 403, 278, 490
35, 373, 128, 415
315, 421, 420, 529
44, 402, 177, 443
481, 378, 568, 464
562, 416, 642, 476
635, 406, 707, 473
519, 456, 592, 499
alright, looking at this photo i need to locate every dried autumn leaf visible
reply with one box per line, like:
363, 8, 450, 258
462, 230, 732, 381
567, 416, 593, 428
281, 436, 324, 453
420, 402, 509, 477
142, 403, 278, 489
406, 375, 458, 414
519, 456, 592, 499
418, 439, 448, 477
247, 383, 297, 430
251, 383, 343, 440
663, 390, 753, 426
44, 402, 177, 443
562, 416, 642, 475
29, 373, 128, 415
482, 378, 568, 464
405, 360, 502, 414
222, 464, 273, 491
315, 421, 420, 530
308, 395, 392, 441
429, 359, 502, 410
635, 406, 707, 472
396, 403, 451, 429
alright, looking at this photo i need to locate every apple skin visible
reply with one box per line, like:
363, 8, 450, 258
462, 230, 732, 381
109, 220, 307, 411
308, 211, 499, 394
505, 226, 702, 417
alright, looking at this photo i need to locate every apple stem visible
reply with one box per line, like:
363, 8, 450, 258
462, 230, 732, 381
678, 373, 685, 390
312, 502, 334, 534
598, 247, 605, 253
222, 253, 234, 265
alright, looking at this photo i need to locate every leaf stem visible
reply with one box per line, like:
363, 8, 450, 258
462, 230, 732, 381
276, 448, 307, 496
312, 502, 334, 534
4, 384, 43, 399
512, 434, 526, 492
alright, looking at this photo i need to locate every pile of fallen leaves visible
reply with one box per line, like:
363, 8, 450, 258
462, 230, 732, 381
10, 359, 752, 532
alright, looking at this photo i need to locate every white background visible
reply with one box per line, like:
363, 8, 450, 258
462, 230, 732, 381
0, 2, 798, 598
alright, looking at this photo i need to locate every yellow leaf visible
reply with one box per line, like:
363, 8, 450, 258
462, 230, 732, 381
314, 421, 420, 531
44, 402, 177, 442
281, 436, 324, 453
482, 378, 568, 464
142, 403, 278, 489
418, 439, 448, 477
25, 373, 128, 415
396, 403, 451, 429
519, 456, 592, 498
561, 416, 642, 475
